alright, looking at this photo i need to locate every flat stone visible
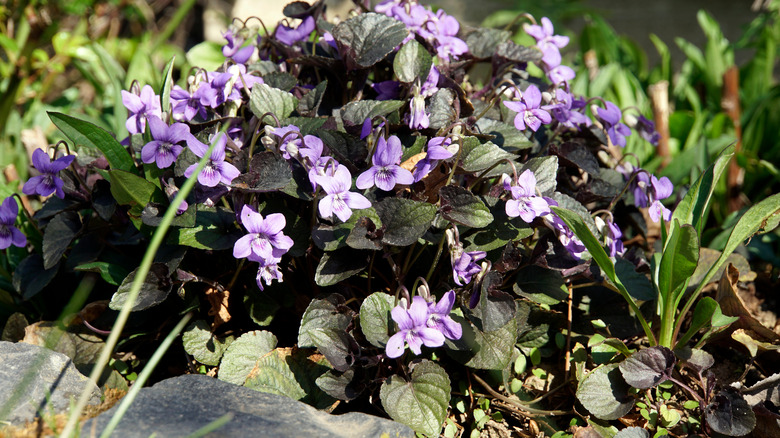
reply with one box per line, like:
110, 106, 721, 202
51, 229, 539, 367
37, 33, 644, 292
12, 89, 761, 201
0, 341, 101, 425
82, 374, 413, 438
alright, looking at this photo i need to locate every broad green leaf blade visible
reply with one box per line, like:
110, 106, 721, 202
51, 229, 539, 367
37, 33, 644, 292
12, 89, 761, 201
513, 265, 568, 305
676, 297, 737, 348
298, 295, 355, 371
704, 388, 756, 436
74, 261, 130, 286
339, 100, 405, 126
393, 39, 432, 83
109, 263, 172, 312
380, 360, 450, 437
332, 13, 409, 69
670, 144, 734, 237
250, 83, 298, 120
439, 186, 493, 228
460, 140, 514, 173
614, 258, 655, 301
218, 330, 277, 385
168, 206, 243, 251
49, 112, 135, 173
314, 248, 369, 287
359, 292, 394, 348
576, 363, 634, 420
42, 211, 81, 270
12, 254, 59, 300
181, 320, 233, 366
445, 313, 517, 370
375, 198, 436, 246
658, 220, 699, 305
700, 193, 780, 289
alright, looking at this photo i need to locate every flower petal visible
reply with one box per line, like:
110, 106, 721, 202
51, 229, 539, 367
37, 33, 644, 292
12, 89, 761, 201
385, 332, 407, 358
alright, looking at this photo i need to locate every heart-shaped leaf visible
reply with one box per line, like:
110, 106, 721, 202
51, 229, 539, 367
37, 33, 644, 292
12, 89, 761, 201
359, 292, 395, 348
250, 83, 298, 120
440, 186, 493, 228
109, 263, 172, 311
218, 330, 277, 385
332, 13, 408, 69
298, 295, 356, 371
314, 248, 370, 287
704, 387, 756, 436
181, 320, 234, 366
393, 39, 432, 83
576, 363, 634, 420
380, 360, 450, 436
375, 197, 436, 246
619, 346, 676, 389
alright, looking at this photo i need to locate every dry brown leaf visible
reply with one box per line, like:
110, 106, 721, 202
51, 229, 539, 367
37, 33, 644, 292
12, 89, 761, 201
205, 287, 231, 329
716, 264, 780, 345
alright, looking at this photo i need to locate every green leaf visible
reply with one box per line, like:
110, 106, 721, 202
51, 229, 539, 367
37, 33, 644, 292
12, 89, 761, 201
670, 144, 733, 237
464, 27, 512, 59
614, 427, 649, 438
463, 199, 532, 252
576, 363, 634, 420
513, 265, 568, 305
49, 112, 134, 173
474, 119, 535, 152
314, 248, 370, 287
445, 312, 517, 370
676, 297, 737, 348
394, 39, 432, 83
159, 56, 176, 113
91, 43, 128, 139
12, 254, 59, 300
168, 206, 243, 251
439, 186, 493, 228
297, 80, 327, 116
359, 292, 395, 348
658, 220, 699, 305
185, 41, 224, 71
109, 263, 172, 312
298, 295, 355, 371
108, 169, 159, 207
263, 71, 297, 91
375, 197, 436, 246
181, 320, 234, 366
218, 330, 277, 385
332, 13, 409, 69
74, 261, 130, 286
339, 100, 405, 127
460, 140, 514, 173
380, 360, 450, 437
315, 369, 362, 401
552, 207, 615, 280
42, 211, 81, 270
230, 152, 292, 193
614, 258, 655, 301
427, 89, 457, 130
250, 83, 298, 120
244, 347, 335, 409
699, 193, 780, 289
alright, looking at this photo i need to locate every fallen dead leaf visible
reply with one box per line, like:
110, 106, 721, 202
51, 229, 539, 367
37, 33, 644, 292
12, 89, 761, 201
205, 287, 231, 329
716, 264, 780, 345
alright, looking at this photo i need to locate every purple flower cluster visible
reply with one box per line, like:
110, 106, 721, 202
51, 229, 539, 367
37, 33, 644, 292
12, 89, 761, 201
524, 17, 574, 85
502, 170, 550, 222
595, 101, 632, 148
376, 0, 468, 61
233, 205, 293, 289
168, 66, 262, 123
412, 136, 454, 182
0, 196, 26, 250
122, 85, 162, 135
619, 163, 675, 222
275, 16, 316, 46
447, 229, 486, 287
222, 29, 255, 64
386, 291, 462, 358
22, 149, 74, 199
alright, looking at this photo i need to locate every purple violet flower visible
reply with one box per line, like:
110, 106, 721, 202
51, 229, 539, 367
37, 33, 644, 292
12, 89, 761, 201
256, 257, 284, 290
121, 85, 162, 135
184, 133, 240, 187
0, 196, 26, 250
596, 216, 624, 257
546, 214, 586, 259
268, 125, 302, 160
275, 16, 316, 46
426, 290, 462, 341
636, 114, 660, 146
299, 135, 325, 166
425, 10, 469, 60
503, 85, 552, 132
162, 178, 188, 215
546, 64, 576, 86
413, 136, 454, 182
407, 94, 430, 130
22, 149, 75, 199
421, 66, 440, 97
356, 135, 414, 191
548, 89, 591, 128
233, 204, 294, 262
503, 170, 551, 222
170, 85, 209, 122
524, 17, 569, 68
596, 101, 632, 147
141, 116, 188, 169
311, 163, 372, 222
222, 29, 254, 64
386, 296, 446, 358
451, 248, 486, 287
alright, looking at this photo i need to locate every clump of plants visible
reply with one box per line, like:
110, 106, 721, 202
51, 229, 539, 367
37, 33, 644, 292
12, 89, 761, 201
2, 0, 779, 436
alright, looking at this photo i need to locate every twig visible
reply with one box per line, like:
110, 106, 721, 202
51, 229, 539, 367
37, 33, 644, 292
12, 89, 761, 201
471, 374, 571, 417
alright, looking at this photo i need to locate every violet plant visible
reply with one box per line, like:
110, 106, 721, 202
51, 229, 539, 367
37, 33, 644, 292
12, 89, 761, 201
4, 1, 779, 437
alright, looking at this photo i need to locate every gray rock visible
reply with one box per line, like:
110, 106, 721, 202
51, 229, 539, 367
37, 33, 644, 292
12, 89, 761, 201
82, 374, 413, 438
0, 341, 101, 425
